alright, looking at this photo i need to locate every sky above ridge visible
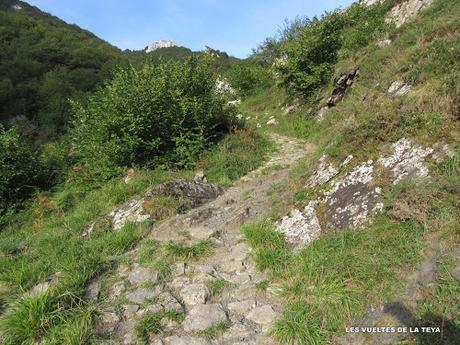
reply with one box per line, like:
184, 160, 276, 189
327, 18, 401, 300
26, 0, 355, 58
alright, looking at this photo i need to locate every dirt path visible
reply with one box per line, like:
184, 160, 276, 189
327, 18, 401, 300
95, 134, 314, 345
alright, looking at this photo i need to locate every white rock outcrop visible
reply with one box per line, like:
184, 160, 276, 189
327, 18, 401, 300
146, 39, 177, 53
388, 81, 413, 96
276, 201, 322, 247
307, 155, 339, 188
109, 197, 150, 230
324, 161, 384, 229
386, 0, 434, 28
378, 138, 434, 184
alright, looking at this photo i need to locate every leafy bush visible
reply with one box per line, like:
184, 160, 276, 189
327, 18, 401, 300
225, 62, 273, 96
276, 2, 391, 98
277, 12, 345, 98
71, 56, 235, 180
0, 126, 40, 222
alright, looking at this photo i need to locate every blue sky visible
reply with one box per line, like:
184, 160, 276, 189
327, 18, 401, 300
27, 0, 355, 58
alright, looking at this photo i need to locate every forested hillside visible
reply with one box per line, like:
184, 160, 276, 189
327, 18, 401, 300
0, 0, 132, 140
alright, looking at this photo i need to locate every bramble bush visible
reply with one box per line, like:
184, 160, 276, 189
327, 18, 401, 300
71, 56, 236, 180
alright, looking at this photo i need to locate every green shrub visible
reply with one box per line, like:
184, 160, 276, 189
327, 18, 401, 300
225, 62, 273, 96
276, 2, 391, 98
71, 56, 235, 181
277, 12, 345, 98
0, 126, 40, 223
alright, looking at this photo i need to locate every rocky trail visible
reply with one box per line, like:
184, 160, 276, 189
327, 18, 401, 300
94, 134, 315, 345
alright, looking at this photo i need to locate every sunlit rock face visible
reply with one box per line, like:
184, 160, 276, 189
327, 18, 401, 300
146, 39, 177, 53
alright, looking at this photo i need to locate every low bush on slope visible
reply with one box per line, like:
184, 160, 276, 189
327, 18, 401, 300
71, 56, 236, 181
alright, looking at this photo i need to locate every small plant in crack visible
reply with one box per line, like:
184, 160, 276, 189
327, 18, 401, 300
165, 239, 213, 260
135, 309, 184, 344
207, 278, 233, 296
196, 321, 230, 340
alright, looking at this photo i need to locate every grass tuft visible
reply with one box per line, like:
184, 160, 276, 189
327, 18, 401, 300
165, 239, 214, 260
196, 321, 230, 340
135, 309, 184, 344
242, 221, 290, 274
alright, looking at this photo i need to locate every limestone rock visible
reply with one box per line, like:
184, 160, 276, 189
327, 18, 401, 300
266, 116, 279, 126
378, 138, 434, 184
110, 281, 126, 298
179, 283, 210, 306
82, 222, 96, 237
123, 304, 140, 317
84, 280, 101, 301
276, 201, 322, 247
146, 40, 177, 53
316, 106, 328, 121
126, 287, 160, 304
158, 292, 183, 311
109, 197, 150, 230
451, 265, 460, 281
307, 155, 339, 188
216, 78, 236, 96
97, 311, 120, 333
377, 38, 392, 48
282, 103, 299, 115
228, 299, 256, 315
124, 168, 136, 184
194, 170, 208, 183
128, 264, 158, 285
28, 272, 62, 296
188, 226, 216, 240
164, 336, 209, 345
386, 0, 434, 28
228, 99, 242, 106
183, 304, 227, 332
388, 80, 412, 96
246, 305, 278, 325
155, 180, 224, 208
222, 323, 252, 341
325, 161, 383, 229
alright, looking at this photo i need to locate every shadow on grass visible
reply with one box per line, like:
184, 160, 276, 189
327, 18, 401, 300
385, 301, 460, 345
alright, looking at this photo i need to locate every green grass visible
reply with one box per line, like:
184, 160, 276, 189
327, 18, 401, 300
207, 278, 232, 296
243, 221, 291, 275
243, 218, 426, 344
200, 127, 276, 186
165, 239, 214, 260
135, 309, 184, 344
195, 321, 230, 340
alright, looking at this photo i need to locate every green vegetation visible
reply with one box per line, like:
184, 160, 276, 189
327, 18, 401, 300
225, 61, 272, 96
201, 127, 275, 185
72, 56, 236, 180
239, 0, 460, 344
196, 321, 230, 340
165, 239, 214, 260
1, 0, 459, 343
243, 221, 290, 275
0, 0, 129, 139
0, 126, 40, 221
207, 278, 232, 296
135, 309, 184, 344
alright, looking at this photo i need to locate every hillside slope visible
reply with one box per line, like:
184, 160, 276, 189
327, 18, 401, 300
0, 0, 128, 139
0, 0, 458, 344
